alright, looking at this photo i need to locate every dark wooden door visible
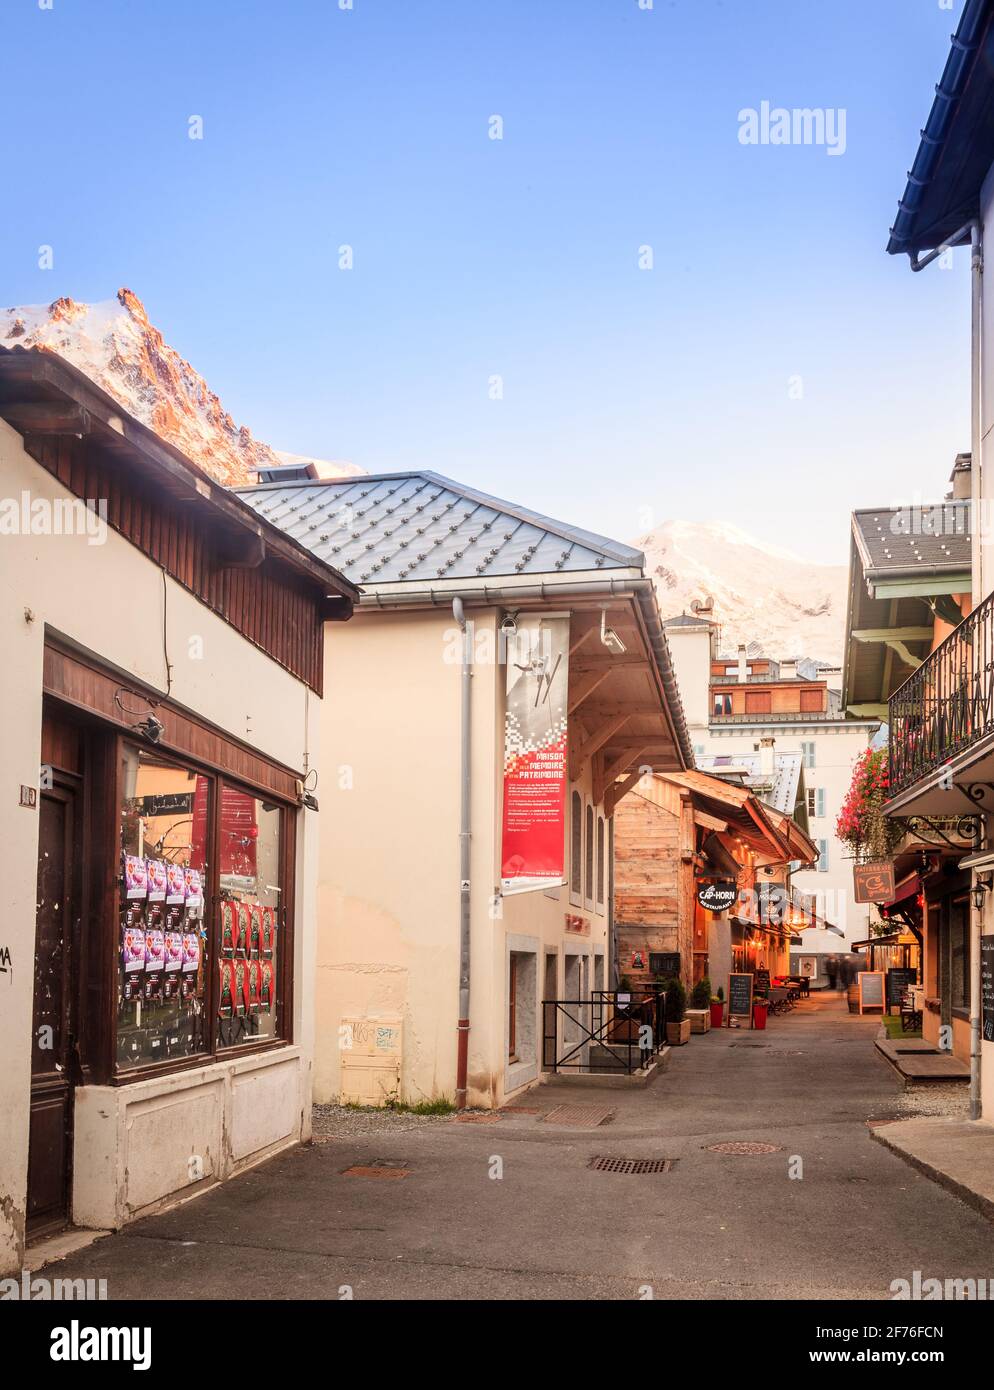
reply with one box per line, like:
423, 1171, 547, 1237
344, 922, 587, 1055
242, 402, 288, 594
27, 782, 78, 1237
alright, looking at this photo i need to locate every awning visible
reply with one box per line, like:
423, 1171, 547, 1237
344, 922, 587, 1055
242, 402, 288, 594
881, 873, 921, 908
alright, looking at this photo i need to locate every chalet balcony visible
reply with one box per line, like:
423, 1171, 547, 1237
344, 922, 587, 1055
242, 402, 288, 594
888, 588, 994, 815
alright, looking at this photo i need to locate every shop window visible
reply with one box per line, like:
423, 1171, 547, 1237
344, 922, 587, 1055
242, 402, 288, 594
950, 897, 970, 1015
118, 748, 211, 1071
217, 786, 283, 1050
116, 744, 289, 1075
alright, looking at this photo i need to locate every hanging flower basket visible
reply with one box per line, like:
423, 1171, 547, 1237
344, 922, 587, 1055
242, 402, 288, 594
836, 745, 903, 863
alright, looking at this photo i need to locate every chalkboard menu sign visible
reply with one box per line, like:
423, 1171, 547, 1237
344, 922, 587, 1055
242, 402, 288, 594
727, 972, 754, 1024
981, 936, 994, 1044
886, 967, 917, 1009
858, 971, 885, 1013
754, 969, 771, 998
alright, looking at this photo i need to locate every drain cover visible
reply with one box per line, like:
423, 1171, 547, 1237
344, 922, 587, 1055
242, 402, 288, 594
342, 1165, 410, 1179
705, 1141, 783, 1156
543, 1104, 616, 1127
589, 1156, 672, 1175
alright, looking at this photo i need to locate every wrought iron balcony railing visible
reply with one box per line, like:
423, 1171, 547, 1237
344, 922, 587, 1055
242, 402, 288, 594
889, 588, 994, 799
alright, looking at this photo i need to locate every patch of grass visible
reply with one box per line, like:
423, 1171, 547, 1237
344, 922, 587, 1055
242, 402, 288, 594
882, 1014, 921, 1040
386, 1097, 456, 1116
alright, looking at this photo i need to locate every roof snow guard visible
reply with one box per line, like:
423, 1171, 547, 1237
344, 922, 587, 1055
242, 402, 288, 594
234, 471, 644, 588
887, 0, 994, 257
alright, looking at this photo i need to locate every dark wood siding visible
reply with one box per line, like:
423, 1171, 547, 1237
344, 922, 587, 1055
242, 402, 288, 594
29, 435, 325, 694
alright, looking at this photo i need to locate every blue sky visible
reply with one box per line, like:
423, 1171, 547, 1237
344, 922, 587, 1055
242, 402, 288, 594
0, 0, 971, 563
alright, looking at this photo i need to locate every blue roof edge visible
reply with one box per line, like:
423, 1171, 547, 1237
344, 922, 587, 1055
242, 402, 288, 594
887, 0, 992, 256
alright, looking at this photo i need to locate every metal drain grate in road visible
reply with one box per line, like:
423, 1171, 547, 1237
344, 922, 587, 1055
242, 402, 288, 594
589, 1156, 672, 1175
342, 1165, 410, 1179
705, 1141, 783, 1156
542, 1104, 616, 1127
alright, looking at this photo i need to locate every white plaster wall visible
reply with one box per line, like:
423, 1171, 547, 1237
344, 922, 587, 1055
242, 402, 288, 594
979, 164, 994, 604
315, 606, 612, 1110
662, 626, 712, 743
0, 424, 322, 1272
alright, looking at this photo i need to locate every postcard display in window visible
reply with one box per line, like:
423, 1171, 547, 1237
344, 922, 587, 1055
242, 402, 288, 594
118, 758, 209, 1069
216, 787, 280, 1049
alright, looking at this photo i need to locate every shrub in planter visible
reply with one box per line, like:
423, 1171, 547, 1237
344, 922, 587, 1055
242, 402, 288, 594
665, 978, 690, 1046
709, 984, 725, 1029
688, 975, 712, 1033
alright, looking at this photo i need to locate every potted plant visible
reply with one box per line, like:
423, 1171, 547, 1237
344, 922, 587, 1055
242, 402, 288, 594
709, 984, 725, 1029
687, 976, 712, 1033
665, 978, 690, 1046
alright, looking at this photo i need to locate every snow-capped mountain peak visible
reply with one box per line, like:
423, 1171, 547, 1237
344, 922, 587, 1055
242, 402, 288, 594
0, 290, 361, 488
638, 519, 846, 665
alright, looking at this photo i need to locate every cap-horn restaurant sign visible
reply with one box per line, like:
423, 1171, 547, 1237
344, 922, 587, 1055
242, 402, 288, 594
853, 860, 896, 905
697, 880, 738, 914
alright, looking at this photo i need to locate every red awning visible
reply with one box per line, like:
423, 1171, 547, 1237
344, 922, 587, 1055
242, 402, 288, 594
882, 873, 921, 908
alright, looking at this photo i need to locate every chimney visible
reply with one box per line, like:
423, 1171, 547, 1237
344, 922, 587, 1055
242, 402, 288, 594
781, 658, 797, 681
759, 735, 775, 777
737, 644, 748, 683
949, 453, 971, 501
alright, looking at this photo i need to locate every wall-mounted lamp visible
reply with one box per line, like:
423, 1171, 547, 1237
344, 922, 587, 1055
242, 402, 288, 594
134, 714, 164, 745
971, 872, 993, 912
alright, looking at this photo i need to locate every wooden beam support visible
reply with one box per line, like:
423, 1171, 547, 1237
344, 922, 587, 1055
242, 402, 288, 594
568, 669, 610, 715
572, 653, 648, 671
3, 402, 91, 435
605, 769, 643, 818
570, 714, 629, 780
596, 745, 650, 803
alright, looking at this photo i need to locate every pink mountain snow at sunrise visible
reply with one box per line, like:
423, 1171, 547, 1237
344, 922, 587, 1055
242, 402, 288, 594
0, 289, 362, 489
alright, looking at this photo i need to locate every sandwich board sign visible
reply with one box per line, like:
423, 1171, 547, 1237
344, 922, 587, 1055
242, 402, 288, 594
727, 972, 754, 1027
857, 971, 885, 1014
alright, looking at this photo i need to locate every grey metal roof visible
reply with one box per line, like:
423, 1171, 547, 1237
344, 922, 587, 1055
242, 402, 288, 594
233, 471, 645, 587
851, 501, 971, 577
662, 612, 713, 628
696, 751, 802, 816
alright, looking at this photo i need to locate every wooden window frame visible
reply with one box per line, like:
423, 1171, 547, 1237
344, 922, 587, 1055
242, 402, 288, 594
42, 641, 299, 1088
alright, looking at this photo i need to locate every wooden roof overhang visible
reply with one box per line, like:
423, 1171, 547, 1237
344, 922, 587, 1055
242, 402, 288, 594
659, 770, 799, 864
0, 349, 359, 693
562, 595, 689, 811
355, 578, 692, 800
0, 348, 359, 614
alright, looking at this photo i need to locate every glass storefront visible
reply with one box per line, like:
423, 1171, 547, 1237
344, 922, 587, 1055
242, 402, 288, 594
117, 745, 287, 1074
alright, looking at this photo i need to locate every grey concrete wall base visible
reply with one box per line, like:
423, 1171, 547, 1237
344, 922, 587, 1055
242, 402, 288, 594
544, 1050, 668, 1088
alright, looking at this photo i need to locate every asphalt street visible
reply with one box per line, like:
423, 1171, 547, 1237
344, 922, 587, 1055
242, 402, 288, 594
36, 995, 994, 1300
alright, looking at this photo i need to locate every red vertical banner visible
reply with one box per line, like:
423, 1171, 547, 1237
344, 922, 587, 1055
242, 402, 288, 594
500, 616, 570, 895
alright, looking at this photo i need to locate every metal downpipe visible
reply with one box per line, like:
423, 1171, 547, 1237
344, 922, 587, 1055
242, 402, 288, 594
452, 596, 472, 1109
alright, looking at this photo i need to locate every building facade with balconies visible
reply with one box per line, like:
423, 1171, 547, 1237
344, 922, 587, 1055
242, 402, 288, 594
885, 0, 994, 1119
